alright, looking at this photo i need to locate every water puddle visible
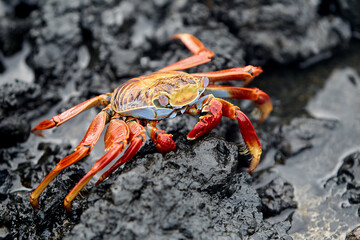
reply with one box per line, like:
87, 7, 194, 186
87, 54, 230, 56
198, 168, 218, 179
0, 42, 34, 84
259, 40, 360, 239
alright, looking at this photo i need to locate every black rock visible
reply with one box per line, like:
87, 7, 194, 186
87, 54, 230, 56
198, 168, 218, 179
213, 0, 352, 65
0, 17, 31, 56
327, 151, 360, 206
0, 80, 61, 147
0, 142, 83, 239
346, 226, 360, 240
257, 177, 297, 218
0, 116, 30, 147
66, 136, 292, 239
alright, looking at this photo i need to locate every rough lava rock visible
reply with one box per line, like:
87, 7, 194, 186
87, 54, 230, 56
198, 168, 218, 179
257, 177, 297, 218
327, 151, 360, 206
346, 226, 360, 240
66, 137, 292, 240
213, 0, 351, 65
0, 80, 60, 147
270, 67, 360, 238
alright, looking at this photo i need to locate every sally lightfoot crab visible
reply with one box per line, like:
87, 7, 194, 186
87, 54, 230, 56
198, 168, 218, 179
30, 33, 273, 211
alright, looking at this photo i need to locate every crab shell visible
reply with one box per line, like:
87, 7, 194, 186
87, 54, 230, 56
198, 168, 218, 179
111, 71, 209, 120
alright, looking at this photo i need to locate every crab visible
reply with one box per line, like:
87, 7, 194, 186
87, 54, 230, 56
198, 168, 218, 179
30, 33, 273, 211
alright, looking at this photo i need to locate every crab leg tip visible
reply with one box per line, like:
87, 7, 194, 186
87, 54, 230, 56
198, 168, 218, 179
32, 130, 44, 137
64, 198, 72, 212
95, 178, 103, 186
253, 66, 263, 76
30, 196, 40, 209
186, 136, 195, 140
255, 92, 273, 124
247, 147, 262, 173
31, 119, 56, 134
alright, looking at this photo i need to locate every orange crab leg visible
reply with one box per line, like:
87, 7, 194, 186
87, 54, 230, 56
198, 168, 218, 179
158, 33, 214, 72
96, 120, 146, 185
32, 94, 111, 136
146, 122, 176, 153
204, 85, 273, 123
217, 99, 262, 172
191, 66, 263, 86
64, 117, 130, 211
30, 106, 112, 209
187, 96, 261, 173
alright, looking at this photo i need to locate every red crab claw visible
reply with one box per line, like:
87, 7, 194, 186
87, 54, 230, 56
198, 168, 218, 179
187, 96, 262, 173
187, 98, 223, 140
147, 123, 176, 153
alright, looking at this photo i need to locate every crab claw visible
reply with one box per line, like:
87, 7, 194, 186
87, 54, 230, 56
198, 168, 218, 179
187, 98, 223, 140
155, 133, 176, 153
146, 123, 176, 153
31, 119, 56, 137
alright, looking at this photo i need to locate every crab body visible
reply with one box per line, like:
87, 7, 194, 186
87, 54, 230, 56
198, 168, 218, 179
112, 71, 208, 120
30, 33, 273, 211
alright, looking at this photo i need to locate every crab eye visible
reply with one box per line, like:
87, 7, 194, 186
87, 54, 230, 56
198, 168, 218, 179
158, 94, 168, 106
202, 76, 209, 88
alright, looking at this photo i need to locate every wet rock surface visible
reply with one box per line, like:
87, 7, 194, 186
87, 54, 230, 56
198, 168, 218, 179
257, 177, 297, 218
346, 226, 360, 240
66, 137, 291, 240
0, 0, 360, 239
213, 0, 351, 66
0, 79, 60, 147
270, 67, 360, 239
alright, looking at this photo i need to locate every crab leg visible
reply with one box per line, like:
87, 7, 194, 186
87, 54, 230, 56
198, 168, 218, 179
146, 122, 176, 153
96, 120, 146, 185
191, 66, 263, 86
32, 94, 111, 136
187, 96, 261, 173
158, 33, 214, 72
64, 117, 130, 211
217, 99, 262, 172
204, 85, 273, 123
30, 106, 112, 209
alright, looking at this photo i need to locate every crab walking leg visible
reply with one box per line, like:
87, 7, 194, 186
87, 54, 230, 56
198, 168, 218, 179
63, 117, 130, 211
158, 33, 214, 72
187, 96, 262, 173
32, 94, 111, 136
146, 122, 176, 153
30, 106, 112, 209
204, 85, 273, 123
217, 98, 262, 172
191, 66, 263, 86
96, 120, 146, 185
